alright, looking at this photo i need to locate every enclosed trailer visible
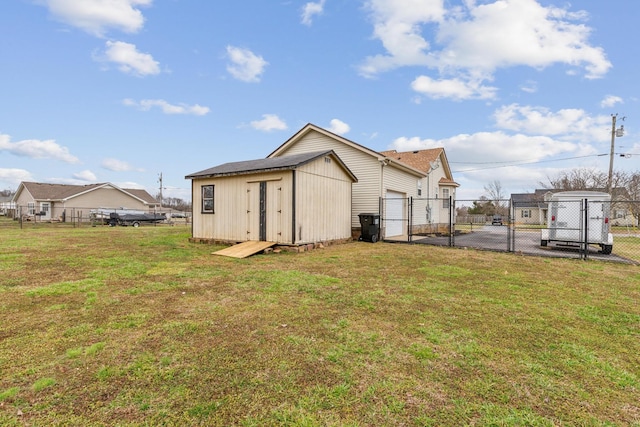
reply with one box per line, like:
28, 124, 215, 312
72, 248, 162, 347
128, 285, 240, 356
540, 191, 613, 254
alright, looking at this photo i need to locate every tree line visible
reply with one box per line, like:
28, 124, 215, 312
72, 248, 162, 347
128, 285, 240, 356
460, 168, 640, 217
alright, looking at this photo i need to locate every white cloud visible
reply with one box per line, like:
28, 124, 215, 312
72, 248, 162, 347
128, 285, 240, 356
359, 0, 444, 77
97, 41, 160, 76
250, 114, 287, 132
411, 75, 497, 100
0, 133, 79, 163
226, 46, 268, 83
387, 103, 617, 198
327, 119, 350, 135
101, 158, 144, 172
122, 98, 210, 115
600, 95, 623, 109
43, 0, 152, 37
73, 170, 97, 181
361, 0, 611, 100
493, 104, 611, 143
520, 80, 538, 94
301, 0, 326, 26
435, 0, 610, 78
0, 169, 34, 188
390, 131, 582, 166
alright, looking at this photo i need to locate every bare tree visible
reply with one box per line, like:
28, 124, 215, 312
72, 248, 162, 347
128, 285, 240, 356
483, 180, 507, 214
540, 167, 608, 191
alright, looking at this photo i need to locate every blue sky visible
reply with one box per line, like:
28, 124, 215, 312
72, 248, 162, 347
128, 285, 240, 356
1, 0, 638, 202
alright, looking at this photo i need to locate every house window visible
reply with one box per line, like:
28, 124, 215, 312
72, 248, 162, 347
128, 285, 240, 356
521, 209, 531, 218
615, 209, 626, 219
201, 185, 214, 213
28, 202, 35, 215
442, 189, 450, 209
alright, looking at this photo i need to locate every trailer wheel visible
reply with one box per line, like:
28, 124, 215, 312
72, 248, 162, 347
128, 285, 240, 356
540, 240, 547, 247
601, 245, 612, 255
132, 221, 140, 228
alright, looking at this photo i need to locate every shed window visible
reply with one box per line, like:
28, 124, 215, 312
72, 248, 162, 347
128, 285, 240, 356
521, 209, 531, 218
201, 185, 214, 214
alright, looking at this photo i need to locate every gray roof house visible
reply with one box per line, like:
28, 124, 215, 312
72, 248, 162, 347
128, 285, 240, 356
12, 182, 160, 222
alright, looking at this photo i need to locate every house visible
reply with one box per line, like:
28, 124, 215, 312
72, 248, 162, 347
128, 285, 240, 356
267, 123, 458, 238
511, 189, 555, 225
379, 148, 459, 233
12, 182, 160, 222
0, 195, 16, 216
512, 188, 638, 227
185, 150, 357, 246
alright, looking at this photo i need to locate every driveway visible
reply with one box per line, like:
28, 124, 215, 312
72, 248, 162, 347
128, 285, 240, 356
404, 224, 633, 263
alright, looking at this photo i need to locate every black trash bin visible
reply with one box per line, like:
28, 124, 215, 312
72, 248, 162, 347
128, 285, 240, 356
358, 213, 380, 243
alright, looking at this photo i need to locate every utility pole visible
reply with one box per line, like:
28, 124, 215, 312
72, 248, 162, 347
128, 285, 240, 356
607, 114, 624, 194
158, 172, 163, 208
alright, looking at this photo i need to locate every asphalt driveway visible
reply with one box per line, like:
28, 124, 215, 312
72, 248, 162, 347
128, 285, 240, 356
404, 224, 633, 263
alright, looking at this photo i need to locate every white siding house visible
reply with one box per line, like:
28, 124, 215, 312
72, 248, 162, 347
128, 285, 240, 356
268, 124, 459, 238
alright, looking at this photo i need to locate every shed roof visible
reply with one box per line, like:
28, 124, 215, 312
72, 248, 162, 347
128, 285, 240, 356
186, 150, 357, 181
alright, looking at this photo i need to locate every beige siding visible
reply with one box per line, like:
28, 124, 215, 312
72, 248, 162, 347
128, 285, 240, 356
16, 186, 151, 221
275, 130, 381, 227
192, 171, 293, 243
433, 167, 455, 224
294, 155, 353, 243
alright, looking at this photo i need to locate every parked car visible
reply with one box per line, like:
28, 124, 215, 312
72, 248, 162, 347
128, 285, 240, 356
491, 215, 503, 225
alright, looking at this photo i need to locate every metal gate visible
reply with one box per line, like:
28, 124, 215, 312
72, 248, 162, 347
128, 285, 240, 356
379, 196, 638, 264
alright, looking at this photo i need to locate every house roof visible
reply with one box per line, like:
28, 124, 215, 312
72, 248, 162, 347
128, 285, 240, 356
267, 123, 427, 178
185, 150, 358, 182
380, 148, 459, 186
13, 182, 159, 206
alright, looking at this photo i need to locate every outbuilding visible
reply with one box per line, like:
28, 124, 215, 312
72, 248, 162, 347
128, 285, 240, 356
185, 150, 357, 246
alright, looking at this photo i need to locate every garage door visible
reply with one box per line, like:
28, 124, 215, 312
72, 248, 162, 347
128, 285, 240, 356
385, 190, 405, 237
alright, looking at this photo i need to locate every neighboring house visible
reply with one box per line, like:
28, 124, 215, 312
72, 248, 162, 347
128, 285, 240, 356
511, 187, 637, 227
12, 182, 160, 222
185, 150, 357, 245
608, 187, 638, 227
0, 195, 16, 216
267, 123, 458, 238
511, 189, 555, 225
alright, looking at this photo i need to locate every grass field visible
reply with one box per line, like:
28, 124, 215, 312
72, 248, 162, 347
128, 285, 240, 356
0, 221, 638, 426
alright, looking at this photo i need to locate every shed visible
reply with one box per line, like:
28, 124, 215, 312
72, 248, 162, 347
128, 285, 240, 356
185, 150, 357, 245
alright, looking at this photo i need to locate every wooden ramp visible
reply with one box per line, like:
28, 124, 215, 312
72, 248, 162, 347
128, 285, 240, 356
213, 241, 276, 259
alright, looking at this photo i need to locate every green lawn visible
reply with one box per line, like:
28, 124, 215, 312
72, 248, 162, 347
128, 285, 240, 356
0, 222, 638, 426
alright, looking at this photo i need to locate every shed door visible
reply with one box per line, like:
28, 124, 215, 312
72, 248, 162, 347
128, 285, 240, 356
385, 190, 405, 237
247, 182, 266, 240
247, 181, 282, 242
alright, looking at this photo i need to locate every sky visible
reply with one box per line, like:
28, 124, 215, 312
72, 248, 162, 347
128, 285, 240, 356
1, 0, 639, 203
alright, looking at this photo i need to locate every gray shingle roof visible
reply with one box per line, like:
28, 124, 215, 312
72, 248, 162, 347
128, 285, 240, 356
185, 150, 357, 181
17, 182, 159, 205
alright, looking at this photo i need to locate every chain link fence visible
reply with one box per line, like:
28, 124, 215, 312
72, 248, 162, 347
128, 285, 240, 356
379, 196, 640, 264
0, 206, 192, 230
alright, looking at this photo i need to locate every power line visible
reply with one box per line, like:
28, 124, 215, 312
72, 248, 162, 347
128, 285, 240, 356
451, 153, 608, 173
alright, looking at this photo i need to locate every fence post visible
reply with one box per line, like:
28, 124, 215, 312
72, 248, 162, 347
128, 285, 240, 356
449, 196, 453, 247
508, 199, 513, 252
582, 198, 589, 260
408, 197, 413, 243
